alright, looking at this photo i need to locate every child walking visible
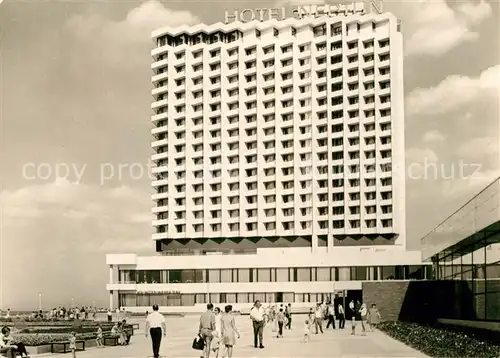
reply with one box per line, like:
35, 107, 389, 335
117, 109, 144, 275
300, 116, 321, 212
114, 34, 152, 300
276, 308, 286, 338
96, 324, 103, 348
69, 331, 77, 358
302, 319, 310, 343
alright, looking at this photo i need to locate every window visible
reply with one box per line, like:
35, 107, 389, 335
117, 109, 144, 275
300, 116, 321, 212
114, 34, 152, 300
296, 268, 311, 281
257, 269, 271, 282
220, 269, 232, 283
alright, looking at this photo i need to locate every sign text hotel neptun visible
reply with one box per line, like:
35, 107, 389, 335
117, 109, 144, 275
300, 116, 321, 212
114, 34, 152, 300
224, 2, 367, 24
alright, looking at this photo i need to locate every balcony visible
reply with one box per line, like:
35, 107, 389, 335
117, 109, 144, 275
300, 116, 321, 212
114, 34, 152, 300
151, 99, 168, 110
151, 138, 168, 148
151, 58, 168, 72
151, 192, 168, 201
152, 205, 168, 213
151, 71, 168, 84
151, 112, 168, 123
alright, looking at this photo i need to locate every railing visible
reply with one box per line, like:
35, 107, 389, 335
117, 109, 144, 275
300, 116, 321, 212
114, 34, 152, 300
159, 248, 257, 256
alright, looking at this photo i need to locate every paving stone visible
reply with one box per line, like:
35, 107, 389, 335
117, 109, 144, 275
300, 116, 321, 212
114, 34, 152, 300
33, 316, 427, 357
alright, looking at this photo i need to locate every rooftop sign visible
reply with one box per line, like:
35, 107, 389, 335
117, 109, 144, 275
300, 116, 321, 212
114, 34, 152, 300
224, 2, 370, 24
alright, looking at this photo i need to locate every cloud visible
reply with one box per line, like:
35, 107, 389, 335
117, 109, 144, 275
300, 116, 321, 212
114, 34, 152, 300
404, 0, 492, 57
407, 148, 439, 164
423, 130, 446, 143
66, 0, 199, 68
68, 0, 199, 42
456, 0, 493, 24
406, 64, 500, 117
456, 136, 499, 163
441, 169, 499, 197
0, 180, 153, 310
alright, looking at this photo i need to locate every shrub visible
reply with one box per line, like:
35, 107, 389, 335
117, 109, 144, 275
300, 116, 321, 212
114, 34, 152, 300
19, 327, 100, 334
378, 321, 500, 358
10, 324, 133, 346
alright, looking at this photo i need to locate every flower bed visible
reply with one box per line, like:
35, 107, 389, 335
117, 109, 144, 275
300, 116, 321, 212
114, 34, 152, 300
0, 320, 107, 326
8, 324, 132, 347
378, 321, 500, 358
18, 326, 108, 334
11, 333, 92, 346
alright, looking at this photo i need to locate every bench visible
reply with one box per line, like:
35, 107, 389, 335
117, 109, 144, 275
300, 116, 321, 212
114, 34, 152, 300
103, 335, 120, 346
50, 340, 85, 353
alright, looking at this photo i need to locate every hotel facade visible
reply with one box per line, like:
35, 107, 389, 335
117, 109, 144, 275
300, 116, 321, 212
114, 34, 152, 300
106, 1, 431, 313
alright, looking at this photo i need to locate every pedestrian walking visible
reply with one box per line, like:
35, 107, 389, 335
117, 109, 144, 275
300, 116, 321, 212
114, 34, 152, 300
350, 300, 362, 335
249, 300, 266, 349
360, 303, 368, 335
325, 302, 336, 329
221, 305, 240, 358
69, 332, 77, 358
199, 303, 216, 358
145, 304, 166, 358
211, 307, 222, 358
338, 303, 345, 329
349, 300, 356, 335
314, 303, 324, 334
276, 308, 286, 338
307, 308, 314, 330
285, 303, 292, 329
368, 304, 381, 331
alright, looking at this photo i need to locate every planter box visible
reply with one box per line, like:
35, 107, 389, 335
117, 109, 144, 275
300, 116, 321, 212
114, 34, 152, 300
26, 344, 52, 355
24, 337, 99, 355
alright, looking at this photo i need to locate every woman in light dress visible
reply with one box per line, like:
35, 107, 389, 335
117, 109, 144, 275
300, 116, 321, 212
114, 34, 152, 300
69, 331, 77, 358
221, 305, 240, 358
96, 324, 103, 348
211, 307, 223, 358
368, 304, 382, 331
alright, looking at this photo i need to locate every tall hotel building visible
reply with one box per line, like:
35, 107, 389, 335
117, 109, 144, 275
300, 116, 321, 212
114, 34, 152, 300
107, 1, 430, 312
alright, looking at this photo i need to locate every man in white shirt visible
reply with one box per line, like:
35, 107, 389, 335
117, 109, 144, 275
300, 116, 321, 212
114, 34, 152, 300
0, 330, 16, 358
326, 302, 336, 329
145, 304, 166, 358
313, 303, 324, 334
249, 300, 266, 349
338, 303, 346, 328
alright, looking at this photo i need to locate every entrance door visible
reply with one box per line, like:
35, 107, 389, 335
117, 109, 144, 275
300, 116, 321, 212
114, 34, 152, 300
276, 292, 283, 303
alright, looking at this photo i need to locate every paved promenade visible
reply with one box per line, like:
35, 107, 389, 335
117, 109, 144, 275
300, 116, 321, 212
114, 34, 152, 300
37, 315, 427, 358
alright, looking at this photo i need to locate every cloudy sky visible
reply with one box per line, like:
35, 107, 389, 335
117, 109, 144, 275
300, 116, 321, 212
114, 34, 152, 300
0, 0, 498, 310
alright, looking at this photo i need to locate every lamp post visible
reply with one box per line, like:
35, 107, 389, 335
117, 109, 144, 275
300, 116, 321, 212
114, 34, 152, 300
71, 297, 74, 309
38, 293, 42, 311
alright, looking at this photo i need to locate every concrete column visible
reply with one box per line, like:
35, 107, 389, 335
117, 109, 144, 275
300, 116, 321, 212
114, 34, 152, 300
312, 235, 318, 253
109, 291, 114, 310
327, 234, 334, 252
369, 267, 375, 280
109, 265, 114, 284
377, 266, 382, 280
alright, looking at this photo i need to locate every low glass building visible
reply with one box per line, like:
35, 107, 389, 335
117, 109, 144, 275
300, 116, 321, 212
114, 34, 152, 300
421, 177, 500, 322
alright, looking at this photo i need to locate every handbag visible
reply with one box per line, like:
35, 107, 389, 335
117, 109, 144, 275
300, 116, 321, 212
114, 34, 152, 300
192, 334, 205, 350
